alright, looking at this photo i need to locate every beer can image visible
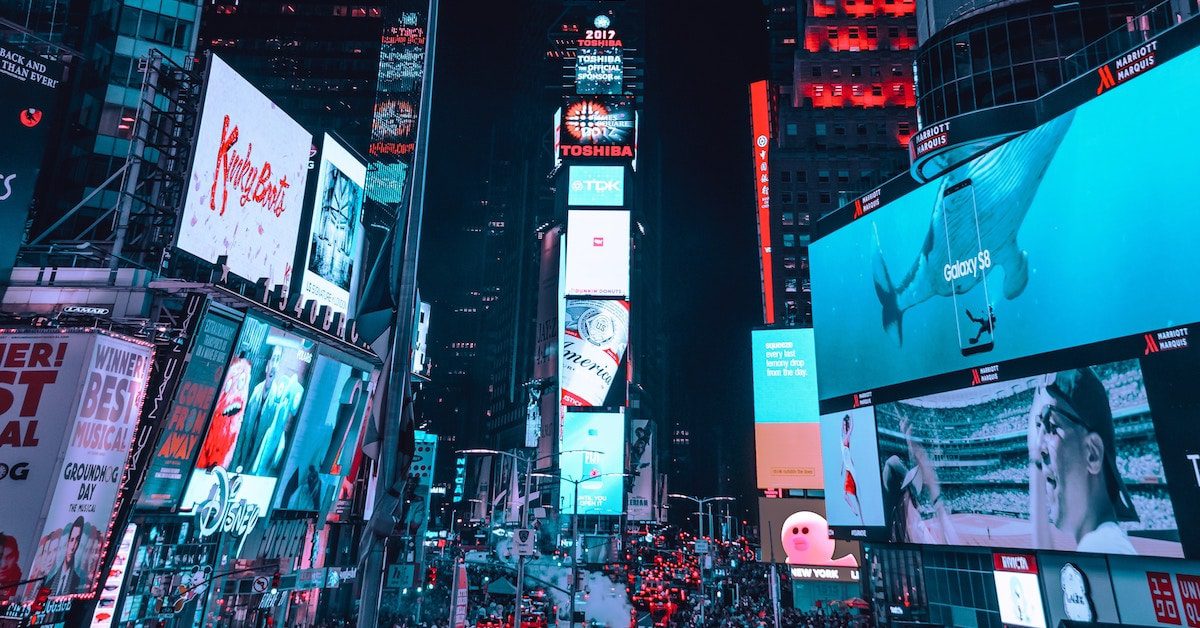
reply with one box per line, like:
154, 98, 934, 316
560, 299, 630, 407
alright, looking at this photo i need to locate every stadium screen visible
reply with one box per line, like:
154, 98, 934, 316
814, 40, 1200, 560
810, 43, 1200, 401
751, 328, 824, 490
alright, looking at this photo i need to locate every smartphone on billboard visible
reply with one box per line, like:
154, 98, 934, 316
940, 178, 995, 356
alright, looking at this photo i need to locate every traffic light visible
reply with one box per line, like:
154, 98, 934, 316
271, 571, 281, 589
426, 566, 438, 586
31, 586, 50, 612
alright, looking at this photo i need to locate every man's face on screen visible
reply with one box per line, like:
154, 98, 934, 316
1037, 404, 1091, 528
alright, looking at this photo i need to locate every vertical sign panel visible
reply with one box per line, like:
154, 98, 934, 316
366, 2, 431, 206
749, 81, 774, 324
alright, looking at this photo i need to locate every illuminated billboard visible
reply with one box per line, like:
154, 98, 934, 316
301, 134, 366, 316
273, 355, 370, 512
0, 42, 64, 277
560, 299, 628, 407
191, 314, 315, 483
177, 55, 312, 288
560, 409, 625, 516
138, 308, 241, 509
564, 210, 629, 297
574, 14, 623, 95
366, 5, 430, 205
567, 165, 624, 207
811, 44, 1200, 400
749, 81, 775, 325
758, 498, 860, 582
558, 98, 636, 161
6, 332, 154, 600
818, 405, 885, 530
992, 553, 1048, 628
752, 328, 823, 489
627, 419, 653, 521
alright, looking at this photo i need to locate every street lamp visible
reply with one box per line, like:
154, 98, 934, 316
457, 448, 599, 627
667, 494, 735, 539
553, 471, 630, 628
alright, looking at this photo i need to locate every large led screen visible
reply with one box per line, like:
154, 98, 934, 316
191, 315, 316, 480
558, 98, 635, 161
758, 497, 860, 582
810, 44, 1200, 400
752, 328, 823, 489
567, 165, 625, 207
560, 409, 625, 516
819, 405, 886, 529
873, 358, 1181, 557
273, 355, 370, 512
301, 134, 366, 316
177, 55, 312, 288
564, 209, 629, 297
560, 298, 628, 407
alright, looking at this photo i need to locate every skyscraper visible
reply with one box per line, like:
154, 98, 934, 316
759, 0, 917, 326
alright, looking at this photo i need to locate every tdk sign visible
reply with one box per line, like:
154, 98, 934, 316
567, 165, 625, 207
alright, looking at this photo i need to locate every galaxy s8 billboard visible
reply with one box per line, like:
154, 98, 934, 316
811, 44, 1200, 400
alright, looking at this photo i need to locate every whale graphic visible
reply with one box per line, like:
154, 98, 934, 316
873, 112, 1076, 345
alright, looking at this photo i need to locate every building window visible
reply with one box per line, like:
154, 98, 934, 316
785, 278, 798, 293
815, 123, 827, 136
783, 233, 796, 247
899, 122, 911, 135
870, 65, 881, 77
796, 170, 806, 183
866, 26, 878, 38
851, 65, 862, 77
811, 66, 822, 77
819, 192, 832, 204
852, 84, 863, 97
832, 84, 843, 96
834, 125, 846, 135
783, 256, 797, 270
780, 170, 791, 182
838, 170, 850, 182
782, 192, 793, 204
892, 65, 904, 76
871, 84, 883, 96
826, 27, 838, 39
782, 212, 795, 226
888, 26, 899, 38
786, 123, 798, 135
818, 170, 830, 182
797, 192, 809, 204
857, 123, 868, 135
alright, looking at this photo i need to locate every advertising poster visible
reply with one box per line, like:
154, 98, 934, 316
873, 359, 1182, 557
819, 405, 885, 530
749, 80, 775, 324
757, 497, 860, 582
558, 98, 635, 160
0, 42, 64, 278
274, 355, 370, 512
192, 315, 316, 478
560, 409, 625, 516
138, 309, 241, 509
366, 3, 430, 205
566, 165, 625, 207
301, 134, 366, 316
1108, 555, 1200, 626
811, 45, 1200, 400
534, 227, 561, 459
29, 333, 153, 598
560, 299, 629, 408
177, 55, 312, 288
0, 333, 98, 601
626, 419, 653, 521
564, 209, 629, 297
752, 328, 823, 489
992, 553, 1048, 628
1036, 553, 1119, 626
575, 45, 622, 95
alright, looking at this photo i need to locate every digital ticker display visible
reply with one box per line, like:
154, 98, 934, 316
751, 329, 824, 490
810, 43, 1200, 401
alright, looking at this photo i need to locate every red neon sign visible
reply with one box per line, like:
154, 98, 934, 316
750, 80, 775, 325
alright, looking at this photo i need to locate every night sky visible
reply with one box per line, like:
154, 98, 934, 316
422, 2, 769, 516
